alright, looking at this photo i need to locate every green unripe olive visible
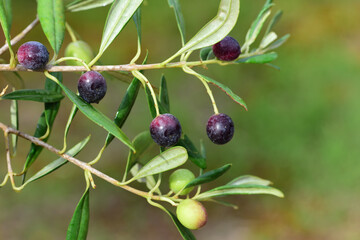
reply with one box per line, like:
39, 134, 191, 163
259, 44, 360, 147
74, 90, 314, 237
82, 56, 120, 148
64, 40, 94, 66
176, 199, 207, 230
169, 169, 195, 195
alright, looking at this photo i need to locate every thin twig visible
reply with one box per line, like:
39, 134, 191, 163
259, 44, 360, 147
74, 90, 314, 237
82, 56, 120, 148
0, 122, 180, 203
0, 17, 39, 56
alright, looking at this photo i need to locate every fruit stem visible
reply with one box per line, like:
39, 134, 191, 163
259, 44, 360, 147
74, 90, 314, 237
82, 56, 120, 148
132, 70, 160, 116
182, 66, 219, 114
54, 57, 91, 71
65, 23, 78, 42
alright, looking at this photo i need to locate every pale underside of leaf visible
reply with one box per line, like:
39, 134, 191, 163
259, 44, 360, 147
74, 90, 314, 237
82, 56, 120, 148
67, 0, 113, 12
132, 146, 188, 180
99, 0, 143, 55
165, 0, 239, 63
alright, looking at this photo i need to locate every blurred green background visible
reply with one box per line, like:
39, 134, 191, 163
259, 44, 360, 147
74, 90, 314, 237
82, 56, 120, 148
1, 0, 359, 239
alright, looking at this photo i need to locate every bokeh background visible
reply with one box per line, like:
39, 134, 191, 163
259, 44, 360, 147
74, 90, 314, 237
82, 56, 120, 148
0, 0, 359, 239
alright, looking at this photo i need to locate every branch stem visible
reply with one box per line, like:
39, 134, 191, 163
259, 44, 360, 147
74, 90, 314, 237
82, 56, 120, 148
0, 122, 181, 203
0, 17, 39, 56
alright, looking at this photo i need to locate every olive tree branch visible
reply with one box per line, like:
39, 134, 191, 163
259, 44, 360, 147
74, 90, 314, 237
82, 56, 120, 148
0, 122, 182, 204
0, 17, 39, 56
0, 50, 262, 72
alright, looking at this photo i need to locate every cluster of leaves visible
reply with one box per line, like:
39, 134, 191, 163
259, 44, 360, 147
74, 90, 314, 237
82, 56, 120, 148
0, 0, 289, 239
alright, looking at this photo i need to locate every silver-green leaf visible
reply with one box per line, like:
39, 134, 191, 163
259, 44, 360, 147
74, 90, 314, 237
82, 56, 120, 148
167, 0, 186, 46
227, 175, 272, 186
67, 0, 113, 12
37, 0, 65, 55
25, 136, 90, 185
130, 146, 188, 181
98, 0, 143, 56
1, 89, 64, 103
243, 0, 273, 52
164, 0, 240, 63
194, 184, 284, 200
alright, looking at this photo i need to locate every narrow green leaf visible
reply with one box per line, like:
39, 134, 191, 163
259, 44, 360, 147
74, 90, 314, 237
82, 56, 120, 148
63, 104, 78, 145
194, 184, 284, 200
125, 131, 154, 175
2, 0, 11, 29
145, 86, 157, 119
132, 7, 141, 43
260, 31, 277, 49
199, 74, 247, 110
105, 77, 140, 147
67, 0, 113, 12
0, 0, 15, 66
265, 10, 283, 36
37, 0, 65, 54
66, 188, 90, 240
236, 52, 278, 64
145, 86, 168, 118
1, 89, 64, 102
167, 0, 186, 46
176, 135, 206, 169
243, 0, 273, 52
131, 146, 188, 181
98, 0, 144, 56
10, 98, 18, 155
227, 175, 272, 186
200, 140, 206, 159
185, 164, 231, 188
199, 46, 216, 61
166, 210, 196, 240
104, 54, 147, 147
22, 72, 62, 175
165, 0, 239, 63
266, 33, 290, 51
53, 79, 135, 152
25, 136, 90, 184
159, 75, 170, 113
200, 46, 211, 61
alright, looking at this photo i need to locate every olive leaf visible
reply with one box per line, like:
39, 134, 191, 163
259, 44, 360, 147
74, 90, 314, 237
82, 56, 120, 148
164, 0, 240, 63
67, 0, 113, 12
185, 164, 231, 188
194, 184, 284, 200
96, 0, 144, 60
66, 188, 90, 240
167, 0, 186, 46
1, 89, 64, 103
129, 146, 188, 181
0, 0, 15, 66
37, 0, 65, 54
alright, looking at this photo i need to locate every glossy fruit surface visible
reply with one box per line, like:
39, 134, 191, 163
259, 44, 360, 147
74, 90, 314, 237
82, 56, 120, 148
169, 169, 195, 195
206, 113, 234, 144
64, 41, 94, 66
17, 41, 49, 70
212, 36, 241, 61
176, 199, 207, 230
78, 71, 107, 103
150, 113, 182, 147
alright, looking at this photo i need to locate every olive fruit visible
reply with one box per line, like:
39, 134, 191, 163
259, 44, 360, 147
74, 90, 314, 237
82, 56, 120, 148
150, 113, 182, 147
64, 40, 94, 66
176, 199, 207, 230
169, 169, 195, 195
212, 36, 241, 61
17, 41, 49, 70
206, 113, 234, 144
78, 71, 107, 104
